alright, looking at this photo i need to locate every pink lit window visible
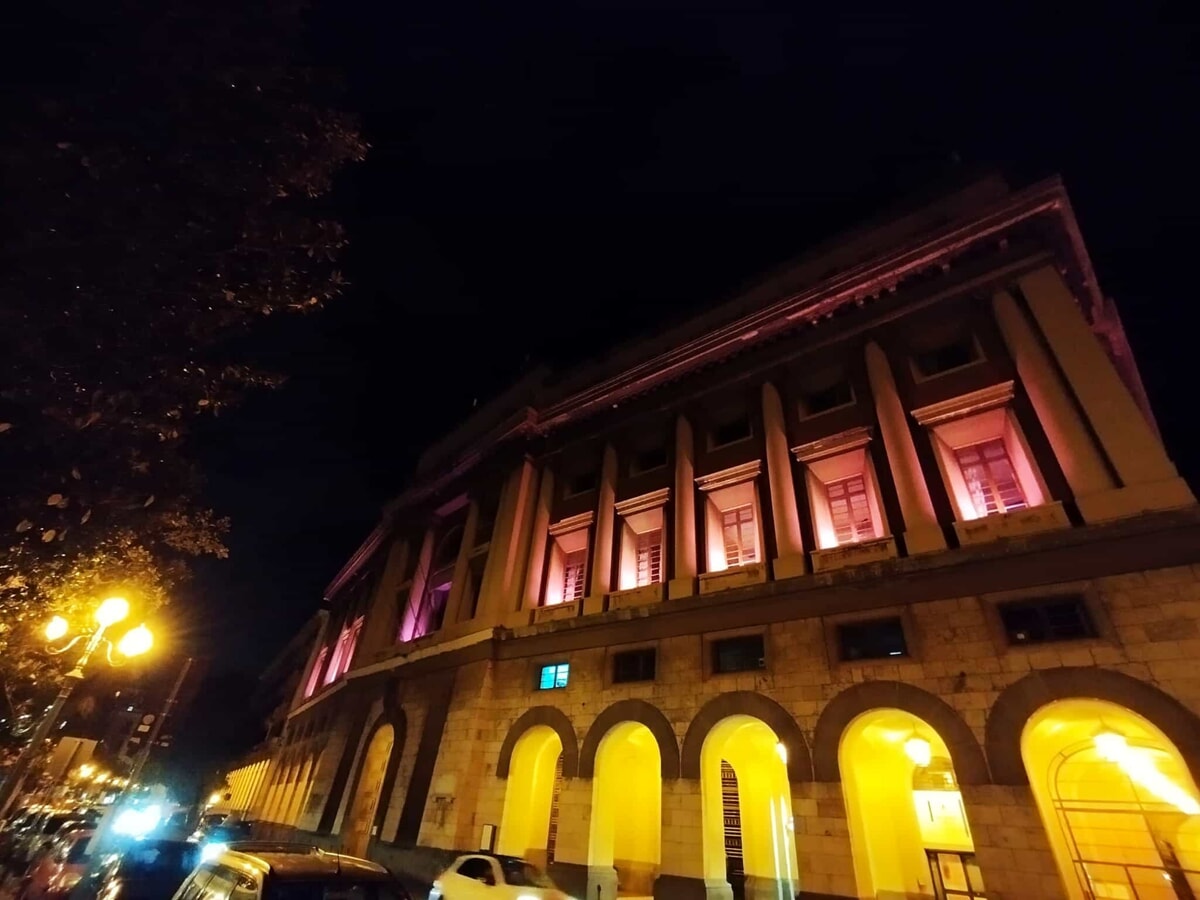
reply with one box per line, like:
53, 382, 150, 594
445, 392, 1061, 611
722, 505, 757, 567
954, 438, 1027, 517
826, 475, 876, 545
635, 529, 663, 586
303, 647, 328, 698
562, 549, 587, 603
323, 615, 364, 685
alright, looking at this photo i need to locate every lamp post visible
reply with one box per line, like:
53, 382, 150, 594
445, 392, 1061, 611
0, 597, 153, 817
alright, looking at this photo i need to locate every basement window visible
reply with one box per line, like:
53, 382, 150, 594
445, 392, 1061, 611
612, 648, 657, 684
998, 597, 1096, 645
837, 617, 908, 661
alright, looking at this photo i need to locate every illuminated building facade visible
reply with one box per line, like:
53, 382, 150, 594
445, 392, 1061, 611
254, 176, 1200, 900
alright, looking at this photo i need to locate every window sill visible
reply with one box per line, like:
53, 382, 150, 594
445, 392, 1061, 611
532, 599, 582, 624
811, 536, 899, 573
954, 501, 1070, 546
609, 582, 665, 611
699, 562, 768, 595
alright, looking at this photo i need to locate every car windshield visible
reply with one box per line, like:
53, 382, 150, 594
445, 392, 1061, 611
118, 842, 198, 878
267, 879, 407, 900
43, 815, 73, 834
499, 860, 553, 889
66, 838, 91, 864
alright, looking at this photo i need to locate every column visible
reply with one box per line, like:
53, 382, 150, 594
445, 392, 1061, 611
864, 342, 947, 554
521, 467, 556, 617
1018, 266, 1194, 516
655, 780, 710, 900
358, 537, 410, 659
399, 528, 435, 641
992, 290, 1118, 518
669, 415, 698, 600
443, 500, 480, 626
477, 458, 539, 624
587, 443, 619, 613
762, 382, 807, 579
290, 612, 331, 710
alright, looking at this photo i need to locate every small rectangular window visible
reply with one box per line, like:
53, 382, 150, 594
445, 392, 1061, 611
561, 549, 587, 602
998, 597, 1095, 645
566, 471, 598, 497
913, 336, 981, 378
631, 446, 668, 475
802, 381, 855, 417
826, 475, 876, 545
537, 663, 570, 690
955, 438, 1027, 517
711, 415, 752, 448
612, 648, 657, 684
721, 505, 757, 567
635, 529, 663, 586
837, 617, 908, 661
711, 634, 766, 674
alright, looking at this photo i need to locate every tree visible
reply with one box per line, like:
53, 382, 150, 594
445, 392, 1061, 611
0, 0, 365, 720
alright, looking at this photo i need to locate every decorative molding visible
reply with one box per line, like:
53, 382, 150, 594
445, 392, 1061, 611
614, 488, 671, 518
548, 510, 595, 537
609, 582, 665, 610
811, 536, 898, 573
695, 460, 762, 493
699, 562, 768, 594
791, 426, 874, 464
533, 600, 581, 624
911, 380, 1015, 427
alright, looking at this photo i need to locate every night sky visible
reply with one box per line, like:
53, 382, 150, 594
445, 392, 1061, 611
181, 2, 1200, 672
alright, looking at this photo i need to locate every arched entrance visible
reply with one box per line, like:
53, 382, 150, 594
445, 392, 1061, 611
498, 725, 565, 869
589, 722, 662, 897
343, 723, 394, 857
700, 716, 796, 900
1023, 699, 1200, 900
840, 709, 983, 899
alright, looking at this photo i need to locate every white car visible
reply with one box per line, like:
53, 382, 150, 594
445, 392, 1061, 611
429, 854, 571, 900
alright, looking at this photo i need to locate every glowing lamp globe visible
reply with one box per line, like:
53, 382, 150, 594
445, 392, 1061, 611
118, 624, 153, 657
45, 616, 69, 641
1094, 731, 1128, 762
95, 597, 130, 627
904, 736, 932, 767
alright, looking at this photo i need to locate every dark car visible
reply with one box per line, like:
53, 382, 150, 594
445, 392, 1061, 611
94, 840, 201, 900
173, 846, 410, 900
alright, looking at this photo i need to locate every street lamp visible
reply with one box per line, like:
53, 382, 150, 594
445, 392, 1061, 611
0, 597, 154, 816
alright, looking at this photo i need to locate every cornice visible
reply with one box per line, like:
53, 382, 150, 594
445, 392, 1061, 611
911, 381, 1015, 427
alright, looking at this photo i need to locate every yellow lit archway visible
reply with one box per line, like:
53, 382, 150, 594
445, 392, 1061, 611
700, 715, 796, 900
498, 725, 564, 868
1023, 699, 1200, 900
589, 722, 662, 896
839, 709, 982, 899
343, 723, 394, 857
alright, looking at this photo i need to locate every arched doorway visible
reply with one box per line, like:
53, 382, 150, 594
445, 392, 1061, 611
589, 722, 662, 897
498, 725, 565, 869
700, 715, 796, 900
1023, 699, 1200, 900
840, 709, 983, 899
343, 723, 395, 857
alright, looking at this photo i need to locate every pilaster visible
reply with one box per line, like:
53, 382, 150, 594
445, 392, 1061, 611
669, 416, 698, 599
588, 443, 619, 613
762, 382, 807, 580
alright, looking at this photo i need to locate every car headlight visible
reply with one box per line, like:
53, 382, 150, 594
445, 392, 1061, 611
200, 842, 228, 863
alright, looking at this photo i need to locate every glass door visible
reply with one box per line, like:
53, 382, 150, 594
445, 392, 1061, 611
927, 850, 987, 899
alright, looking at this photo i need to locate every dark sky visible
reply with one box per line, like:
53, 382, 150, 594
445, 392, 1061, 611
186, 2, 1200, 669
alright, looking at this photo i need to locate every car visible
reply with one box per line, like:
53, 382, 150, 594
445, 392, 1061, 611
89, 838, 201, 900
19, 827, 94, 900
429, 854, 570, 900
171, 844, 410, 900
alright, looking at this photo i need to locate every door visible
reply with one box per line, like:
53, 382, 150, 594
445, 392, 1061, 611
927, 850, 987, 899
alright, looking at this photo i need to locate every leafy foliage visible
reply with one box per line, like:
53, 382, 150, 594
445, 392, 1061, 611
0, 0, 365, 718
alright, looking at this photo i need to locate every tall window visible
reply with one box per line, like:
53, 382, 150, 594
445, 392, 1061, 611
323, 615, 364, 685
827, 474, 877, 545
303, 647, 327, 698
636, 529, 663, 586
561, 549, 587, 603
722, 505, 757, 567
954, 438, 1026, 517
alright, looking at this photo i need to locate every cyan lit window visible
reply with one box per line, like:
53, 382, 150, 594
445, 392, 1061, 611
537, 663, 570, 690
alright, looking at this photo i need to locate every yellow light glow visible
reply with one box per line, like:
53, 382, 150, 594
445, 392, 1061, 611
95, 597, 130, 627
208, 792, 221, 805
775, 741, 788, 764
45, 616, 69, 641
1093, 731, 1200, 815
904, 737, 932, 767
77, 764, 95, 778
117, 624, 152, 657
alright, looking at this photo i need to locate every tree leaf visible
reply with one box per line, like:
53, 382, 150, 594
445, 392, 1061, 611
143, 495, 155, 507
40, 530, 56, 543
80, 509, 91, 524
46, 494, 64, 506
71, 468, 82, 480
0, 423, 12, 433
15, 520, 33, 533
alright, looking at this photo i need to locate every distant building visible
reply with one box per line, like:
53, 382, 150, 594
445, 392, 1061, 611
254, 176, 1200, 900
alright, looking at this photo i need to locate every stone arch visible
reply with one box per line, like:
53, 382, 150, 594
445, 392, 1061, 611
341, 700, 408, 833
680, 691, 811, 781
986, 666, 1200, 785
578, 699, 680, 779
812, 680, 989, 784
496, 706, 579, 779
